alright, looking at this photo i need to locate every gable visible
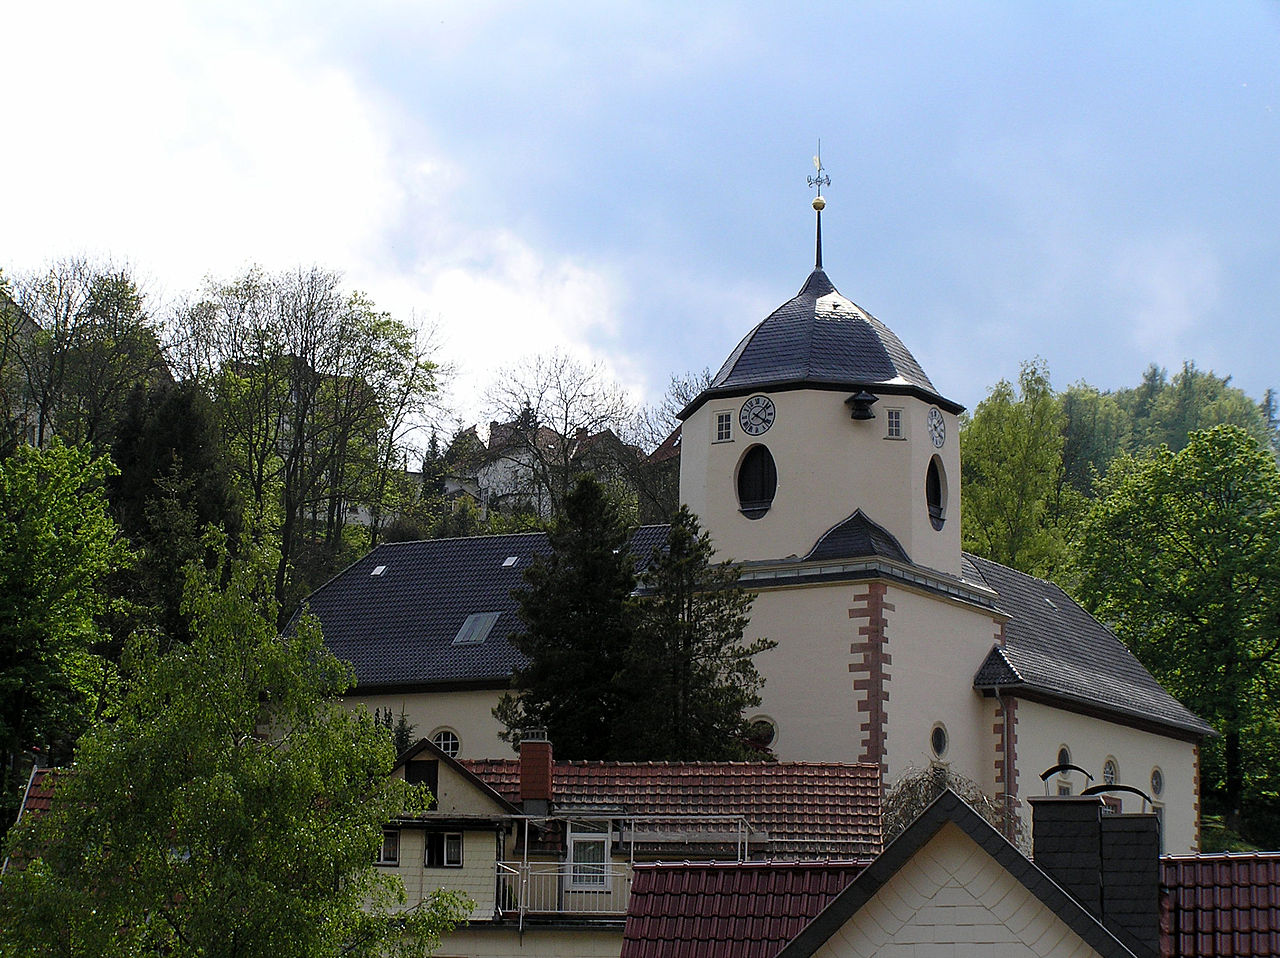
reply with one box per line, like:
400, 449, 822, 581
803, 822, 1107, 957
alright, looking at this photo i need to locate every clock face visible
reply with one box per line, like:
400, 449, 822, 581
927, 408, 946, 448
739, 395, 776, 436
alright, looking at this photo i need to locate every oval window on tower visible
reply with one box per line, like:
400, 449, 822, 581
926, 456, 947, 531
737, 445, 777, 519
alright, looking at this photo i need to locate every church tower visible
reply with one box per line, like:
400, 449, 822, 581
678, 188, 964, 574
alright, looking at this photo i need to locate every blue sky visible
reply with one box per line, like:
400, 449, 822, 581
3, 1, 1278, 426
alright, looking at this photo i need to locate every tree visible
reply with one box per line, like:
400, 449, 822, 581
883, 764, 1027, 851
0, 540, 470, 957
1073, 424, 1280, 832
625, 507, 775, 761
482, 352, 634, 520
959, 359, 1067, 576
495, 477, 637, 758
10, 259, 168, 451
173, 267, 438, 615
107, 380, 243, 645
0, 441, 130, 821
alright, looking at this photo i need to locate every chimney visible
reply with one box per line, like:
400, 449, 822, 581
518, 729, 553, 814
1030, 796, 1160, 958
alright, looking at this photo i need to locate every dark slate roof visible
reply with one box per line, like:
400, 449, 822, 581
966, 554, 1214, 739
681, 269, 961, 419
802, 510, 910, 564
461, 760, 883, 857
778, 789, 1146, 958
299, 525, 670, 690
621, 861, 866, 958
1161, 853, 1280, 958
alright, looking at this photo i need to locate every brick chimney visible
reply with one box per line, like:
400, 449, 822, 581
1030, 795, 1159, 958
518, 729, 553, 814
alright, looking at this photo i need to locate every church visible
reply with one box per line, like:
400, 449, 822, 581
301, 191, 1212, 853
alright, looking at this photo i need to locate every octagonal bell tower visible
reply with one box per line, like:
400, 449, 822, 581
678, 191, 964, 575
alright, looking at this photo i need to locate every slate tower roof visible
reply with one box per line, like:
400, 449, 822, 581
680, 267, 962, 419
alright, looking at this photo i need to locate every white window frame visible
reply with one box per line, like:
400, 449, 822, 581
885, 408, 904, 439
713, 410, 733, 443
432, 728, 461, 758
567, 827, 609, 889
376, 829, 400, 866
425, 831, 463, 868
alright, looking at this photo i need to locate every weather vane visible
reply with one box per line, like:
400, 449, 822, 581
807, 140, 831, 201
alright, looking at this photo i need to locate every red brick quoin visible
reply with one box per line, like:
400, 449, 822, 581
849, 582, 893, 771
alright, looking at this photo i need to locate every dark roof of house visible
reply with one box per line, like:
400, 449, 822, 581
966, 555, 1214, 739
778, 789, 1144, 958
1161, 852, 1280, 958
802, 510, 909, 564
621, 861, 867, 958
460, 759, 883, 857
680, 269, 961, 420
298, 525, 670, 690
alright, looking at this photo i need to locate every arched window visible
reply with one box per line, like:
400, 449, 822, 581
926, 456, 947, 530
737, 445, 777, 519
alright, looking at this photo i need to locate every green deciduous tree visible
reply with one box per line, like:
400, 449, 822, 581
0, 441, 130, 821
1074, 424, 1280, 831
0, 540, 470, 957
626, 507, 774, 761
960, 359, 1068, 576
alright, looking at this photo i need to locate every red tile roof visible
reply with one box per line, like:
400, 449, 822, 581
1162, 852, 1280, 958
17, 768, 58, 818
620, 860, 866, 958
460, 760, 882, 857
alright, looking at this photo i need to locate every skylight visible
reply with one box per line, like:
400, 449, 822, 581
371, 565, 387, 576
503, 556, 518, 568
453, 612, 501, 645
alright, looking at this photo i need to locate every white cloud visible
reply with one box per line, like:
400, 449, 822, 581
1112, 235, 1219, 364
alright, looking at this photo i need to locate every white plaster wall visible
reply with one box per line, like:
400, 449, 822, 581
881, 586, 1004, 795
747, 581, 877, 764
349, 688, 511, 759
680, 389, 962, 574
434, 926, 623, 958
812, 822, 1105, 958
1014, 700, 1199, 853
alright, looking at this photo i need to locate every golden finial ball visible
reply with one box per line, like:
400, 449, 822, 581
812, 195, 826, 211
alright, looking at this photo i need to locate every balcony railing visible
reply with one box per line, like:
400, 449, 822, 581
496, 861, 632, 924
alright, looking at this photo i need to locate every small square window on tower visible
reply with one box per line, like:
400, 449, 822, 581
886, 408, 903, 439
714, 410, 733, 443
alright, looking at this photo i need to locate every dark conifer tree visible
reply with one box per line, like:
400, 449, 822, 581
495, 477, 636, 758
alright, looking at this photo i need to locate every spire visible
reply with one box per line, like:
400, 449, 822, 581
807, 141, 831, 271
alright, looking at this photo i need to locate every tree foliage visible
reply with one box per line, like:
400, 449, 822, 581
0, 540, 470, 957
627, 506, 775, 761
960, 359, 1068, 576
0, 441, 130, 821
496, 482, 772, 761
496, 478, 637, 758
1074, 424, 1280, 830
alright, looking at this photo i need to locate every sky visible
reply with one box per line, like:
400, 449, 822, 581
3, 1, 1279, 433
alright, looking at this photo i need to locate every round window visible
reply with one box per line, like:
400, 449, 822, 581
1151, 767, 1164, 796
737, 445, 778, 519
1057, 746, 1071, 769
432, 728, 461, 758
747, 717, 777, 749
930, 724, 948, 758
1103, 758, 1118, 786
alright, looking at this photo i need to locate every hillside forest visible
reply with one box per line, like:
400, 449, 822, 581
3, 259, 1280, 846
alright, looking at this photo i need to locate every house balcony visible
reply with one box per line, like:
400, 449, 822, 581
496, 861, 633, 921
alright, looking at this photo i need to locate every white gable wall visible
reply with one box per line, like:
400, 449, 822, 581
810, 822, 1106, 958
